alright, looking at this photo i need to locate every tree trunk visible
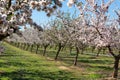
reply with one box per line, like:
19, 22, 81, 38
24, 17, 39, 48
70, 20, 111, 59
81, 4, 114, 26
26, 44, 30, 50
36, 44, 39, 54
30, 44, 33, 52
113, 57, 120, 78
43, 45, 49, 56
74, 47, 79, 66
96, 48, 101, 57
55, 43, 62, 60
107, 46, 119, 78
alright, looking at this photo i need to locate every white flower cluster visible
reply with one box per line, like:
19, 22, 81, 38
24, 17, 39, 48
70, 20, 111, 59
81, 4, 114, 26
29, 0, 62, 16
0, 0, 64, 40
67, 0, 76, 7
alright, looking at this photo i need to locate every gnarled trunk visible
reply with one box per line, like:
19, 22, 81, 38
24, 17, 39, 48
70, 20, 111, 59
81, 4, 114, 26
26, 44, 30, 50
43, 45, 49, 56
74, 47, 79, 66
113, 57, 120, 78
36, 44, 39, 54
96, 48, 102, 57
108, 46, 120, 78
55, 43, 62, 60
0, 33, 9, 41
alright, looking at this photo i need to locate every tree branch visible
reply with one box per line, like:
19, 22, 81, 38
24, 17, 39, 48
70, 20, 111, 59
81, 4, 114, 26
8, 0, 12, 9
107, 45, 116, 57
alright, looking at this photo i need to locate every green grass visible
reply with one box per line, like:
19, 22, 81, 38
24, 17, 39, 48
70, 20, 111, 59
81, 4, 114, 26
26, 45, 118, 79
1, 43, 120, 80
0, 43, 81, 80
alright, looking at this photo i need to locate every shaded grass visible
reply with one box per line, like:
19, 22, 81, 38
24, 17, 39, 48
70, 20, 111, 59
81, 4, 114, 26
32, 47, 117, 79
0, 43, 81, 80
5, 43, 120, 79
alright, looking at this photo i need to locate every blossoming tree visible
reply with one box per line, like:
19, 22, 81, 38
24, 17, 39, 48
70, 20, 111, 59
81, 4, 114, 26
0, 0, 72, 41
75, 0, 120, 78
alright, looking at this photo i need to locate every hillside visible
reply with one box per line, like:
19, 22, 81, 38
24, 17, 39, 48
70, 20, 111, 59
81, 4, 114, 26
0, 43, 81, 80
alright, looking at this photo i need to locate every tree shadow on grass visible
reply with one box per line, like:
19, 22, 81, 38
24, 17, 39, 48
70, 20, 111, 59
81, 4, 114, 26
0, 61, 30, 68
57, 57, 113, 75
0, 54, 23, 57
78, 59, 112, 64
76, 59, 113, 71
0, 69, 78, 80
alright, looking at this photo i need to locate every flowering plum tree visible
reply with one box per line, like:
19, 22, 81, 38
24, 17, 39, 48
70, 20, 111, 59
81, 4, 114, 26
22, 26, 41, 52
56, 11, 88, 65
0, 0, 75, 41
6, 33, 26, 48
46, 20, 69, 60
2, 0, 120, 79
38, 28, 52, 56
75, 0, 120, 78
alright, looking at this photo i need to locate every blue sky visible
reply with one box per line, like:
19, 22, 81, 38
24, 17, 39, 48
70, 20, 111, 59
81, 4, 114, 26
31, 0, 120, 26
31, 0, 79, 26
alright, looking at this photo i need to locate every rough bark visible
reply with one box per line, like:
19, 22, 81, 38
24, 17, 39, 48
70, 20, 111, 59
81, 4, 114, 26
0, 33, 10, 41
26, 44, 30, 50
107, 46, 120, 78
96, 48, 102, 57
113, 57, 120, 78
55, 43, 62, 60
74, 47, 79, 66
43, 45, 49, 56
36, 44, 39, 54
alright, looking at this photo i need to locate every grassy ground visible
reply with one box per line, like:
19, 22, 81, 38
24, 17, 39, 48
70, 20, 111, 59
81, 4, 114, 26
0, 43, 119, 80
0, 43, 82, 80
27, 45, 120, 79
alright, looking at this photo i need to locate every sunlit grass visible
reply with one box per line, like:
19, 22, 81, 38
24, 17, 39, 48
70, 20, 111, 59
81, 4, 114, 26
0, 42, 118, 80
0, 43, 80, 80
